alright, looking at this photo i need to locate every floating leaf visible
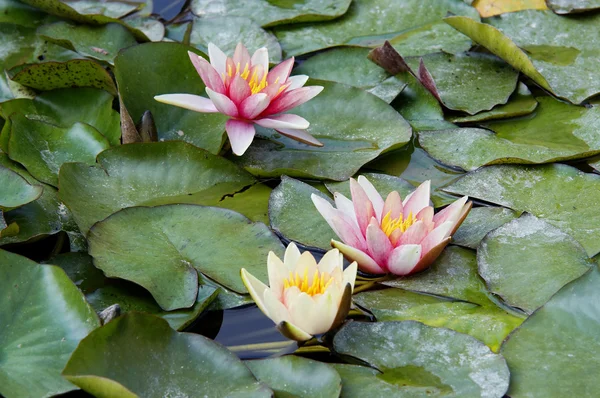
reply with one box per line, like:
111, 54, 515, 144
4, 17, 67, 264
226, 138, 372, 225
123, 15, 165, 42
391, 72, 444, 123
114, 42, 228, 154
0, 249, 100, 398
444, 164, 600, 257
62, 313, 272, 397
38, 21, 137, 64
332, 364, 412, 397
273, 0, 480, 56
88, 204, 284, 310
189, 16, 281, 63
333, 321, 510, 398
453, 206, 520, 249
473, 0, 547, 17
59, 141, 255, 235
8, 114, 110, 186
0, 164, 42, 208
546, 0, 600, 13
478, 214, 593, 313
234, 79, 412, 181
501, 266, 600, 397
0, 0, 48, 27
246, 356, 342, 397
191, 0, 352, 27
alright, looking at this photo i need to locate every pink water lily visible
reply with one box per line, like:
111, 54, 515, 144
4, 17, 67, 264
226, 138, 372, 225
154, 42, 324, 156
311, 176, 472, 276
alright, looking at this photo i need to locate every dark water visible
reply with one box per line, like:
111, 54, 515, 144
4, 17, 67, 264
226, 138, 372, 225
153, 0, 188, 20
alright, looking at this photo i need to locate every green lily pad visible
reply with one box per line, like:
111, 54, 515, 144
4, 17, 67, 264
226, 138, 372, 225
9, 59, 117, 95
501, 266, 600, 397
38, 21, 137, 65
0, 164, 42, 208
8, 114, 110, 186
64, 0, 140, 18
46, 252, 219, 331
0, 0, 49, 27
213, 183, 272, 225
0, 154, 84, 249
407, 52, 519, 115
0, 249, 100, 398
478, 213, 593, 313
325, 172, 415, 202
59, 141, 255, 235
269, 176, 335, 251
88, 204, 284, 310
546, 0, 600, 13
191, 0, 352, 27
0, 88, 121, 146
385, 20, 473, 56
114, 42, 228, 154
189, 16, 281, 63
332, 363, 416, 397
234, 79, 412, 181
443, 164, 600, 257
420, 97, 600, 171
452, 206, 521, 249
333, 321, 510, 398
273, 0, 480, 56
122, 15, 165, 42
448, 83, 538, 123
62, 313, 272, 397
446, 11, 600, 104
355, 288, 522, 352
246, 356, 342, 397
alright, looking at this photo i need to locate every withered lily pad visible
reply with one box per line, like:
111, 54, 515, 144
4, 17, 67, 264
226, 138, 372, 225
546, 0, 600, 13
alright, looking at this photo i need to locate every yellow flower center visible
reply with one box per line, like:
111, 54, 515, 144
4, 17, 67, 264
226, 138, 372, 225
283, 269, 333, 296
381, 211, 416, 237
223, 62, 286, 95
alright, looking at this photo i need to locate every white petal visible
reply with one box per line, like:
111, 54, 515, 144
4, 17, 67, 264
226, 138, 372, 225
255, 114, 310, 130
331, 240, 386, 275
421, 221, 454, 253
342, 261, 358, 291
358, 175, 384, 221
286, 75, 309, 90
208, 42, 228, 76
206, 87, 238, 117
154, 94, 218, 113
267, 251, 286, 300
288, 293, 332, 335
402, 180, 431, 217
251, 47, 269, 72
225, 119, 255, 156
240, 268, 270, 316
318, 248, 342, 274
387, 244, 422, 275
263, 288, 291, 325
334, 192, 360, 230
275, 128, 323, 147
284, 242, 302, 271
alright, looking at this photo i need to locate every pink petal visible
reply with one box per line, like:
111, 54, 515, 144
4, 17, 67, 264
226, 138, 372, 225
228, 75, 251, 105
433, 196, 469, 227
188, 51, 225, 94
366, 222, 393, 268
397, 220, 428, 245
416, 206, 435, 232
267, 57, 294, 84
402, 180, 431, 217
240, 93, 270, 120
262, 86, 324, 116
208, 43, 227, 76
357, 175, 384, 221
333, 193, 359, 230
387, 244, 422, 276
275, 128, 323, 146
255, 114, 309, 130
450, 201, 472, 235
421, 221, 454, 254
233, 43, 250, 69
251, 47, 269, 72
225, 119, 255, 156
154, 94, 218, 113
287, 75, 309, 90
382, 191, 403, 220
311, 194, 366, 251
206, 87, 238, 117
350, 178, 375, 237
412, 237, 450, 274
331, 240, 387, 275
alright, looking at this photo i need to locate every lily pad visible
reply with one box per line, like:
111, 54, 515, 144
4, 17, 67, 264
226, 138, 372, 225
64, 0, 140, 18
0, 249, 100, 398
448, 83, 538, 123
546, 0, 600, 13
501, 266, 600, 397
189, 16, 281, 63
59, 141, 255, 235
0, 0, 49, 27
9, 59, 117, 95
213, 183, 271, 225
234, 79, 412, 181
246, 356, 342, 397
452, 206, 520, 249
474, 0, 548, 17
273, 0, 480, 56
443, 163, 600, 257
407, 52, 519, 115
333, 321, 510, 398
122, 15, 165, 42
269, 176, 335, 251
390, 72, 445, 124
191, 0, 352, 27
355, 288, 523, 352
332, 363, 415, 397
446, 11, 600, 104
88, 204, 284, 310
38, 21, 137, 64
8, 114, 110, 186
114, 42, 228, 154
0, 163, 42, 208
478, 213, 593, 313
62, 313, 272, 397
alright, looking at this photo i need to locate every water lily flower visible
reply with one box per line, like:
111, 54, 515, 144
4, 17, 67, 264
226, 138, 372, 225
311, 177, 472, 276
241, 243, 357, 341
154, 43, 324, 156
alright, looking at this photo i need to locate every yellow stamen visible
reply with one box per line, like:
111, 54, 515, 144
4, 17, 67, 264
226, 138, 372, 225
381, 211, 416, 237
283, 269, 334, 296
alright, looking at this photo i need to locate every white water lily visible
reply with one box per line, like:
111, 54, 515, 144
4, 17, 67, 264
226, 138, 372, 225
241, 243, 357, 341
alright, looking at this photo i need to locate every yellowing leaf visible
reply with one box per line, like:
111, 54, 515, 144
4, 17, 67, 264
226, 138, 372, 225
474, 0, 547, 17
